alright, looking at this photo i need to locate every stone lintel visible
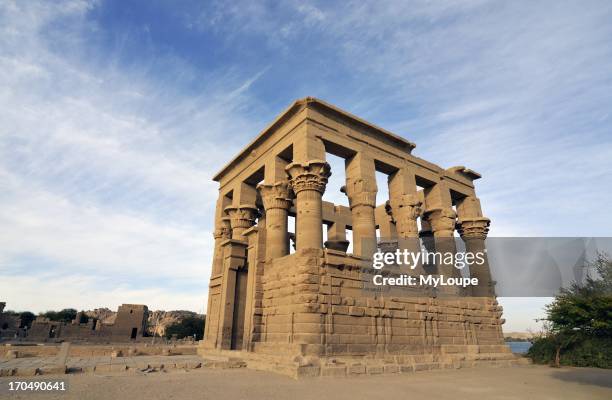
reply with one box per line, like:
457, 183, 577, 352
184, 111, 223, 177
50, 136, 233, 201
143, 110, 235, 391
446, 166, 482, 181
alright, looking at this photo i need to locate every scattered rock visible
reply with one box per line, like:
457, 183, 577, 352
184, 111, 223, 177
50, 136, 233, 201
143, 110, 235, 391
6, 350, 19, 359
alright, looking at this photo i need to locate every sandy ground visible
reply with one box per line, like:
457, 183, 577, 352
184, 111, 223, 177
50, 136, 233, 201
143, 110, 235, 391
1, 364, 611, 400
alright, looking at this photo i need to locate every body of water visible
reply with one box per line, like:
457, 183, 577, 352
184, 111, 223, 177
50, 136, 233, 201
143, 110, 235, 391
507, 341, 532, 354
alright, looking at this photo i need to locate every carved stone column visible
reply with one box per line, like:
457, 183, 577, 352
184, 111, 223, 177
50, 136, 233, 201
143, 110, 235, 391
427, 207, 457, 238
377, 201, 397, 238
323, 204, 351, 252
457, 196, 494, 297
419, 213, 436, 274
257, 181, 292, 260
342, 177, 377, 258
224, 205, 260, 241
326, 220, 350, 252
242, 226, 261, 350
390, 193, 424, 275
215, 205, 258, 349
423, 179, 460, 286
344, 153, 377, 258
286, 160, 331, 251
374, 201, 398, 253
425, 206, 461, 295
387, 168, 423, 273
212, 217, 231, 275
392, 194, 422, 239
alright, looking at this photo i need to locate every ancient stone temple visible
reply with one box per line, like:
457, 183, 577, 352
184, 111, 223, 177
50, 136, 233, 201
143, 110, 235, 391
201, 98, 517, 376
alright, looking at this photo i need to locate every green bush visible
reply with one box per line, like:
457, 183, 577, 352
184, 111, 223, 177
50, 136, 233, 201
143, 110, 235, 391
40, 308, 77, 322
528, 336, 612, 369
529, 252, 612, 368
19, 311, 36, 328
164, 316, 205, 340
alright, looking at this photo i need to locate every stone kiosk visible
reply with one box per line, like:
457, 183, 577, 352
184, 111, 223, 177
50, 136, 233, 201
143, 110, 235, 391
200, 98, 520, 377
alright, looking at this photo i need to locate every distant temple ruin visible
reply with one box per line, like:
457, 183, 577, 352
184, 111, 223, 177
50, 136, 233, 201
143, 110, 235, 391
27, 304, 149, 342
200, 98, 510, 371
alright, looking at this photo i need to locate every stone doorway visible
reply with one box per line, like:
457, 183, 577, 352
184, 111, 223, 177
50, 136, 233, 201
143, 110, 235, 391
230, 267, 248, 350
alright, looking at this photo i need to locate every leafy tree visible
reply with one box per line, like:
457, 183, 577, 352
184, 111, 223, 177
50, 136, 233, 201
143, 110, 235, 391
546, 253, 612, 333
18, 311, 36, 328
165, 316, 205, 340
590, 252, 612, 293
529, 252, 612, 367
41, 308, 78, 322
1, 310, 36, 330
78, 312, 89, 324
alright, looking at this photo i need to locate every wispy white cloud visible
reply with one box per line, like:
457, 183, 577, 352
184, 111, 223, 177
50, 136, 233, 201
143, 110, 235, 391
177, 0, 612, 329
0, 170, 210, 279
320, 1, 612, 237
250, 1, 612, 237
0, 0, 266, 312
1, 0, 610, 332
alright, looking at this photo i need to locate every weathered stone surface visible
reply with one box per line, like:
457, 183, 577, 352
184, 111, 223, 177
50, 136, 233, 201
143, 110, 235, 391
14, 367, 39, 376
348, 364, 366, 375
6, 350, 19, 359
200, 98, 507, 372
28, 304, 151, 342
39, 365, 66, 375
321, 365, 347, 377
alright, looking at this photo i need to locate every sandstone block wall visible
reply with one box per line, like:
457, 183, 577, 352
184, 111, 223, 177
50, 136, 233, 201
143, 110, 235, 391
254, 249, 503, 357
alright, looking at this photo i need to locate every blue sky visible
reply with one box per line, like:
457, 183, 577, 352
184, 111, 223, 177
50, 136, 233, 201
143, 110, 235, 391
0, 0, 611, 331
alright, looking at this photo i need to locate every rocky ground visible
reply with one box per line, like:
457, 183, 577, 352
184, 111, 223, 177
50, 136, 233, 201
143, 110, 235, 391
1, 364, 610, 400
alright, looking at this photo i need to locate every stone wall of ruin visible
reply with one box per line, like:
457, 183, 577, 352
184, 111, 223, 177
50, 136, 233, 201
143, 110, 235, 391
254, 249, 503, 357
26, 304, 149, 343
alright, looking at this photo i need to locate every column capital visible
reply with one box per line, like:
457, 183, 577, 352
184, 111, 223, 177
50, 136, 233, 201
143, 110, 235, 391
286, 160, 331, 194
224, 204, 260, 230
425, 207, 457, 237
389, 193, 422, 237
341, 177, 377, 208
213, 217, 232, 239
257, 181, 293, 211
457, 217, 491, 240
